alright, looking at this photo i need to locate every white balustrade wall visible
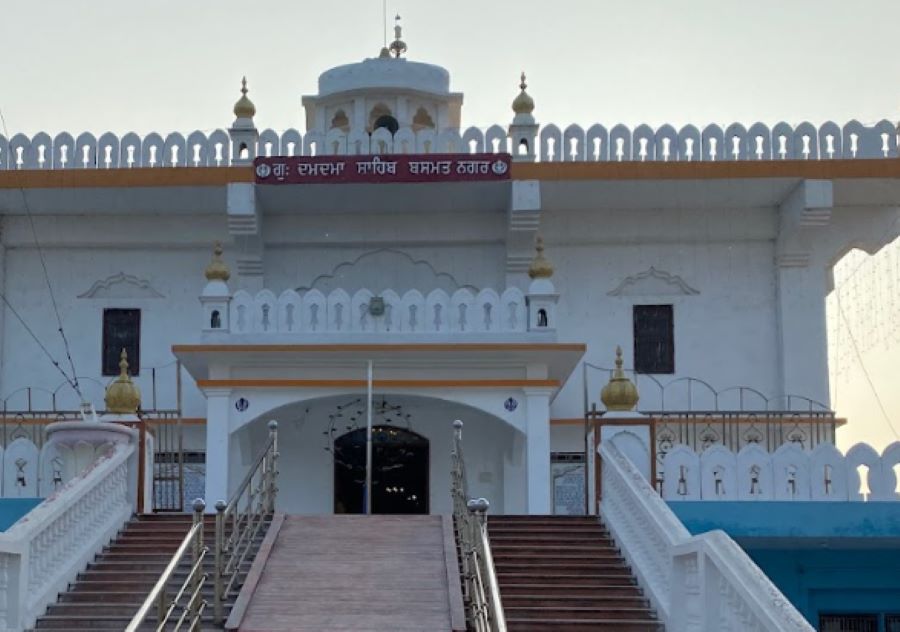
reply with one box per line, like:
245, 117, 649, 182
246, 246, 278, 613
661, 441, 900, 502
0, 441, 136, 631
228, 287, 527, 335
1, 120, 897, 169
600, 441, 814, 631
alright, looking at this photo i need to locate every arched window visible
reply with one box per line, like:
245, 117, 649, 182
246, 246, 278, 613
369, 104, 398, 134
210, 310, 221, 329
412, 107, 435, 131
331, 109, 349, 132
537, 308, 548, 327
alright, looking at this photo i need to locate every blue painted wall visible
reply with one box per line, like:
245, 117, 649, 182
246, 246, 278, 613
0, 498, 42, 531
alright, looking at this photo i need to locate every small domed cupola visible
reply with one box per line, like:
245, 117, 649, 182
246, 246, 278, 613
205, 241, 231, 282
600, 347, 640, 412
233, 76, 256, 120
104, 349, 142, 414
512, 72, 535, 116
526, 234, 559, 332
528, 234, 554, 280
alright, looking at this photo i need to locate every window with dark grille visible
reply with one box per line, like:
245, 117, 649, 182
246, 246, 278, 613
819, 614, 878, 632
886, 614, 900, 632
102, 308, 140, 376
633, 305, 674, 374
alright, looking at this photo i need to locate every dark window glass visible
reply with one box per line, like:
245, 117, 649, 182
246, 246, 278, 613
633, 305, 674, 374
886, 614, 900, 632
819, 614, 878, 632
102, 309, 140, 376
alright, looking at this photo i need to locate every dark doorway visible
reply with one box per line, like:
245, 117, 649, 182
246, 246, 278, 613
333, 426, 429, 514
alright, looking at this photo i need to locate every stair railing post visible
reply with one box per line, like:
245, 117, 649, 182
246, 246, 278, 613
214, 499, 227, 624
191, 498, 205, 621
267, 420, 279, 513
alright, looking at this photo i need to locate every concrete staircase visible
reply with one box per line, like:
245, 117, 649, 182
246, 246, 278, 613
30, 513, 262, 631
489, 515, 664, 631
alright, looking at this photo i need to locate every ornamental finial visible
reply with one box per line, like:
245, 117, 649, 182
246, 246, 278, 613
528, 234, 554, 279
104, 348, 142, 414
233, 76, 256, 119
389, 14, 407, 58
205, 241, 231, 282
600, 346, 640, 412
512, 71, 535, 115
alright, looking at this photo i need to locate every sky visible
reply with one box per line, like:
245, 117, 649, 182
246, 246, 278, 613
1, 0, 899, 136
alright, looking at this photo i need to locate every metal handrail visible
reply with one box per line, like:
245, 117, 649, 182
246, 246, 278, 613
213, 420, 279, 624
125, 499, 208, 632
451, 420, 506, 632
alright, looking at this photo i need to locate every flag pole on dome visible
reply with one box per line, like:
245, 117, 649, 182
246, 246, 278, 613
365, 359, 374, 514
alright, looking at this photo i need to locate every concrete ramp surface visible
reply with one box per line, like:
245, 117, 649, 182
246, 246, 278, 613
233, 515, 465, 632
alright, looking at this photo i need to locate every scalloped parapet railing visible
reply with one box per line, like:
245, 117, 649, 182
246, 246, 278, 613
0, 441, 136, 630
227, 287, 527, 335
1, 120, 898, 169
600, 440, 815, 631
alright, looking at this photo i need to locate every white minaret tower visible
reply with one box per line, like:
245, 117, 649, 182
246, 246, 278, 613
508, 72, 538, 162
200, 241, 232, 333
229, 77, 258, 165
526, 234, 559, 332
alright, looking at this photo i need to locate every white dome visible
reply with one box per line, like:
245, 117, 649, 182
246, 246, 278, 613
318, 57, 450, 97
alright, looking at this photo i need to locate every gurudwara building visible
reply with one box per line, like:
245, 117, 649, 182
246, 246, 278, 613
0, 21, 897, 632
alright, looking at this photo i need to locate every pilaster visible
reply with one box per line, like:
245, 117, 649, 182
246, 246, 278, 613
524, 387, 553, 514
506, 180, 542, 288
204, 387, 233, 510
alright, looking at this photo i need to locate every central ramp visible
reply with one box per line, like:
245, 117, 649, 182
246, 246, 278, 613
233, 515, 465, 632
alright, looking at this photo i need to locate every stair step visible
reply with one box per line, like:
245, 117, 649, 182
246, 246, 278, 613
506, 618, 663, 631
497, 572, 637, 585
504, 605, 657, 620
499, 583, 642, 597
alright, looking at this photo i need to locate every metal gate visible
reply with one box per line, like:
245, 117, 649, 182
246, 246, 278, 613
819, 614, 878, 632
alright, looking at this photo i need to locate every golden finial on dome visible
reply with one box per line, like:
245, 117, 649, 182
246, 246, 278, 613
205, 241, 231, 282
104, 348, 142, 414
389, 14, 407, 58
600, 346, 640, 412
512, 71, 535, 115
528, 234, 554, 279
233, 76, 256, 119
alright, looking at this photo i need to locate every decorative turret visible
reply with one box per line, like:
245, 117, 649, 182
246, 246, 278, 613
201, 242, 232, 333
104, 349, 141, 414
508, 72, 538, 162
229, 77, 258, 165
526, 234, 559, 332
600, 347, 640, 412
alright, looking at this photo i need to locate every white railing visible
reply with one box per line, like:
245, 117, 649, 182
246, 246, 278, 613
599, 440, 814, 631
0, 441, 136, 631
228, 287, 527, 335
1, 119, 897, 169
661, 441, 900, 501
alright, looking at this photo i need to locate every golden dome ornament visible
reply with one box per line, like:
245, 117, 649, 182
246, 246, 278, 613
205, 241, 230, 282
233, 76, 256, 119
512, 72, 535, 115
104, 348, 142, 414
528, 234, 554, 279
600, 346, 640, 412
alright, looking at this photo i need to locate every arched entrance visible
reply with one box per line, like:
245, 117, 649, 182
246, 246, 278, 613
333, 425, 429, 514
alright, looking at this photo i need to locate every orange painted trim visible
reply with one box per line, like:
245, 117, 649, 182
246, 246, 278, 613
0, 167, 253, 189
196, 378, 559, 389
550, 418, 586, 426
173, 343, 586, 353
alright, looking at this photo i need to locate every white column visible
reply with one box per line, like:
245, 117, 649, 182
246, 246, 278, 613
524, 388, 552, 514
204, 387, 232, 510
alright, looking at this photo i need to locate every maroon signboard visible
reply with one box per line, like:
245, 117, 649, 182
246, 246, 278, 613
253, 153, 511, 185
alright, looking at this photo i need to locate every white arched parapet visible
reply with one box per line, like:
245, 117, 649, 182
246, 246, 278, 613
809, 443, 849, 501
119, 132, 141, 168
772, 444, 810, 500
0, 134, 9, 170
609, 124, 632, 161
746, 123, 772, 160
416, 129, 437, 154
654, 124, 678, 162
8, 133, 31, 169
874, 119, 899, 158
841, 120, 876, 159
380, 289, 402, 332
301, 289, 326, 333
39, 441, 72, 496
449, 289, 475, 332
474, 288, 500, 332
204, 130, 229, 166
3, 437, 39, 498
324, 128, 348, 156
186, 130, 209, 167
723, 123, 750, 160
484, 125, 507, 155
585, 124, 609, 162
394, 128, 416, 154
350, 289, 375, 332
31, 132, 52, 169
74, 132, 98, 169
280, 129, 303, 157
436, 129, 462, 154
845, 443, 881, 501
539, 124, 563, 162
141, 132, 165, 167
258, 129, 281, 158
461, 127, 485, 154
661, 445, 700, 501
878, 441, 900, 500
347, 129, 370, 155
96, 132, 120, 168
792, 122, 819, 160
632, 124, 655, 162
425, 289, 450, 332
326, 289, 351, 332
303, 131, 324, 157
676, 125, 701, 161
162, 132, 187, 167
700, 445, 737, 500
771, 122, 794, 160
562, 124, 585, 162
370, 128, 393, 155
818, 121, 842, 159
253, 289, 277, 333
230, 290, 253, 333
400, 290, 426, 333
701, 124, 725, 162
500, 287, 526, 332
276, 290, 303, 333
736, 444, 773, 500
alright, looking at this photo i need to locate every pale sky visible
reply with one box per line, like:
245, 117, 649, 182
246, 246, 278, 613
1, 0, 899, 136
